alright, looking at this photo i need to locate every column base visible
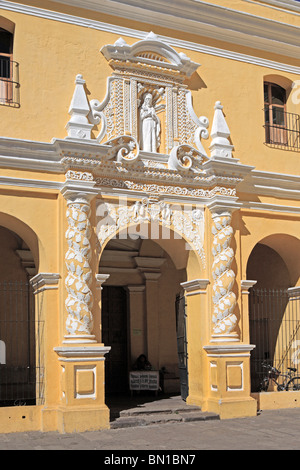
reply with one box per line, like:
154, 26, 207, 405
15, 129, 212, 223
41, 405, 110, 433
53, 343, 111, 433
202, 396, 257, 420
56, 405, 110, 433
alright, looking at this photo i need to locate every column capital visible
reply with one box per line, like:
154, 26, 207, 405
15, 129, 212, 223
126, 285, 146, 293
241, 280, 257, 294
207, 196, 242, 217
287, 286, 300, 297
30, 272, 60, 294
135, 256, 166, 281
61, 179, 98, 203
95, 274, 110, 290
181, 279, 210, 296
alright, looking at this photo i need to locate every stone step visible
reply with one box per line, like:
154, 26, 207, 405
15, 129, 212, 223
110, 410, 219, 429
119, 404, 201, 417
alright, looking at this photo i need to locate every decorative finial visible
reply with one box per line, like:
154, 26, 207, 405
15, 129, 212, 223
209, 101, 233, 159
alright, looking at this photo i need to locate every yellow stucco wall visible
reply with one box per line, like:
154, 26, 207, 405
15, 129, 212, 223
0, 0, 299, 430
0, 1, 299, 175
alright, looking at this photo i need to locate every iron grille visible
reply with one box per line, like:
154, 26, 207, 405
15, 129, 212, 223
264, 107, 300, 151
249, 288, 300, 392
0, 281, 44, 407
0, 57, 20, 107
175, 294, 188, 401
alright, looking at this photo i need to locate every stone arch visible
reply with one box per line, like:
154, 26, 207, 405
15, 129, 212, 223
246, 233, 300, 287
0, 16, 15, 34
96, 199, 206, 272
0, 212, 40, 271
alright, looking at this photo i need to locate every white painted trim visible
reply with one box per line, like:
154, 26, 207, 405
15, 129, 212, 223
181, 279, 210, 296
8, 0, 300, 58
241, 201, 300, 214
95, 273, 110, 289
30, 272, 60, 294
241, 280, 257, 293
0, 175, 62, 190
244, 0, 300, 14
0, 1, 300, 74
203, 344, 256, 357
287, 286, 300, 297
54, 345, 111, 361
239, 170, 300, 201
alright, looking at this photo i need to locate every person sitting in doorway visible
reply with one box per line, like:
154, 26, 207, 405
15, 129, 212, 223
132, 354, 152, 371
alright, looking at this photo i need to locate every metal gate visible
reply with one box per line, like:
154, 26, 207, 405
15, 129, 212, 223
175, 294, 188, 401
0, 281, 43, 406
249, 287, 300, 392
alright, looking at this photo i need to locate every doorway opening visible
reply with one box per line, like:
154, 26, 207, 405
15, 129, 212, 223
99, 234, 188, 403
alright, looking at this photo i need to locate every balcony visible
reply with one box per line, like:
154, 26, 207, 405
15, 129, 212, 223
0, 56, 20, 107
264, 107, 300, 151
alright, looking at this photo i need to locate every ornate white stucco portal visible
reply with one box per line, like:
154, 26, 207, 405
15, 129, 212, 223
61, 32, 253, 341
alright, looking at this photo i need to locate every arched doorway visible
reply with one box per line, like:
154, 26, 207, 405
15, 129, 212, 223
247, 236, 300, 391
0, 226, 37, 406
99, 230, 189, 400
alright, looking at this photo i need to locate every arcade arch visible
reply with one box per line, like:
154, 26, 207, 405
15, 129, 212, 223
246, 235, 300, 392
0, 223, 38, 405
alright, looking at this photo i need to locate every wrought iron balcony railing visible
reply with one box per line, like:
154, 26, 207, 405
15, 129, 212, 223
264, 107, 300, 151
0, 56, 20, 107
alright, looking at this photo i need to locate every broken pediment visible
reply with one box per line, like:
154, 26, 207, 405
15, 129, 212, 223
81, 32, 209, 160
100, 32, 200, 80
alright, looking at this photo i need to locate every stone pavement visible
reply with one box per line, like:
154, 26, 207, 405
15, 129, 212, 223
1, 395, 300, 450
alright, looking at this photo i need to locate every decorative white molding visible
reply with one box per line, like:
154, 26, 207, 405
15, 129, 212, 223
30, 273, 61, 294
181, 279, 210, 296
241, 201, 300, 214
241, 280, 257, 294
86, 34, 211, 156
54, 345, 111, 361
104, 136, 140, 164
95, 273, 110, 289
1, 1, 300, 73
168, 144, 208, 173
101, 32, 200, 78
203, 344, 256, 357
96, 197, 206, 266
244, 0, 300, 14
287, 286, 300, 297
238, 170, 300, 201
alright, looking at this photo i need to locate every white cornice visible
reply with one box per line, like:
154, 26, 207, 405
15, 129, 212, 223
0, 137, 300, 215
244, 0, 300, 14
238, 170, 300, 200
0, 1, 300, 73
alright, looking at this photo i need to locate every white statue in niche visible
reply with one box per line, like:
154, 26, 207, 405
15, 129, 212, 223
139, 93, 161, 152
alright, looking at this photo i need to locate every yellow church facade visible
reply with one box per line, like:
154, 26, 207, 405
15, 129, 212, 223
0, 0, 300, 433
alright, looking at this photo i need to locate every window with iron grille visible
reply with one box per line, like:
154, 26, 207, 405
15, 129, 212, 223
264, 81, 300, 150
0, 27, 19, 107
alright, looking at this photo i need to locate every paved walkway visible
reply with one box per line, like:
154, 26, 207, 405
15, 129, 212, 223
1, 406, 300, 450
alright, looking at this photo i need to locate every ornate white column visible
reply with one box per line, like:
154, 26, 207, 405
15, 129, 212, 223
208, 198, 241, 342
61, 180, 98, 343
